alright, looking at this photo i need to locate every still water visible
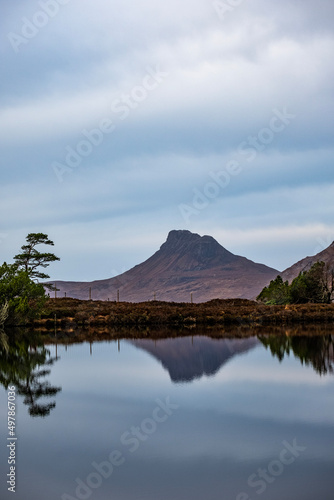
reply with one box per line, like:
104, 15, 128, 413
0, 332, 334, 500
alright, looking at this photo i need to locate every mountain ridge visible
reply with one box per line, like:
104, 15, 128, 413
51, 229, 279, 302
281, 240, 334, 283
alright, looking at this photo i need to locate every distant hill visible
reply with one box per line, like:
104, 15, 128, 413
51, 230, 279, 302
281, 241, 334, 283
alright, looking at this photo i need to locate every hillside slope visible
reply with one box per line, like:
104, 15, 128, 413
52, 230, 279, 302
281, 241, 334, 283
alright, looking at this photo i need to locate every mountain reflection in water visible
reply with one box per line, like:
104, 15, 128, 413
130, 336, 259, 382
131, 333, 334, 382
0, 330, 334, 500
1, 331, 333, 423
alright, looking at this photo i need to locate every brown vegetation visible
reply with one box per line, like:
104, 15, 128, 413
30, 297, 334, 338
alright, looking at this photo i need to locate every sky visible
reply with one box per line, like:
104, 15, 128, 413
1, 0, 334, 282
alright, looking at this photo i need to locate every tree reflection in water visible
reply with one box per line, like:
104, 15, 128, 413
0, 331, 61, 417
259, 334, 334, 375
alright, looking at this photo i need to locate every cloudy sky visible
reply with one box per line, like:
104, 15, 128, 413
1, 0, 333, 282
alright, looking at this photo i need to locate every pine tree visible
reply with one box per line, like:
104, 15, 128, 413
14, 233, 60, 281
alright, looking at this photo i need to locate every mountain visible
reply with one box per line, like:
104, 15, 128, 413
281, 241, 334, 283
129, 336, 259, 383
52, 230, 279, 302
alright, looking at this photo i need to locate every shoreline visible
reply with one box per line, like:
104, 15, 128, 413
21, 298, 334, 340
40, 323, 334, 345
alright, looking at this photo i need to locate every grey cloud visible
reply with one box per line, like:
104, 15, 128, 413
1, 0, 333, 280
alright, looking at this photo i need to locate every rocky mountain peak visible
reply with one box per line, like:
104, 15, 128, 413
161, 230, 235, 265
164, 229, 201, 245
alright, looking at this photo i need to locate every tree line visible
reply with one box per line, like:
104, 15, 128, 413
257, 261, 334, 305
